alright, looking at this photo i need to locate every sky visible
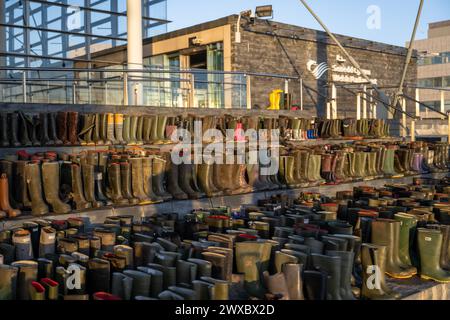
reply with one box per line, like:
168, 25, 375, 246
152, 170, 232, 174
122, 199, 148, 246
167, 0, 450, 47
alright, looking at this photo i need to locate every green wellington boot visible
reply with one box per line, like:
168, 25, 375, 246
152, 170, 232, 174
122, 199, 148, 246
394, 213, 418, 268
166, 160, 188, 200
130, 158, 152, 204
42, 162, 71, 214
235, 242, 271, 299
142, 157, 163, 203
311, 254, 342, 300
105, 163, 129, 206
136, 116, 144, 146
152, 156, 173, 201
417, 228, 450, 283
92, 114, 104, 145
128, 116, 138, 146
122, 115, 131, 145
82, 164, 102, 208
0, 264, 19, 300
78, 114, 95, 146
114, 114, 126, 145
326, 251, 356, 300
361, 244, 401, 300
198, 163, 222, 197
120, 163, 140, 205
25, 163, 49, 216
371, 219, 416, 279
70, 163, 92, 210
11, 260, 38, 300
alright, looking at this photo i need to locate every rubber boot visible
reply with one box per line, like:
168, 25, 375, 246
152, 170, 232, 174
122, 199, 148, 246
98, 114, 110, 145
326, 251, 356, 300
42, 162, 71, 214
82, 164, 102, 208
67, 112, 80, 145
68, 164, 91, 211
120, 163, 139, 205
142, 157, 163, 203
394, 213, 418, 268
136, 116, 144, 146
198, 164, 220, 197
13, 161, 31, 209
0, 173, 21, 218
156, 116, 168, 144
104, 113, 116, 145
11, 260, 38, 300
25, 163, 49, 216
92, 114, 103, 145
49, 113, 63, 145
9, 113, 21, 147
12, 229, 33, 260
57, 112, 70, 145
114, 114, 125, 145
418, 228, 450, 283
167, 161, 188, 200
78, 114, 95, 146
371, 219, 416, 279
129, 158, 152, 204
213, 163, 233, 195
0, 160, 21, 209
128, 116, 138, 146
235, 242, 271, 299
152, 157, 173, 201
0, 113, 9, 147
106, 163, 129, 206
0, 264, 19, 300
263, 271, 290, 300
18, 113, 32, 147
361, 244, 401, 300
40, 278, 59, 300
179, 164, 202, 199
87, 258, 111, 294
311, 254, 342, 300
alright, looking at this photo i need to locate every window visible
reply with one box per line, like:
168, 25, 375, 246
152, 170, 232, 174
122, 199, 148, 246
418, 76, 447, 88
418, 52, 450, 66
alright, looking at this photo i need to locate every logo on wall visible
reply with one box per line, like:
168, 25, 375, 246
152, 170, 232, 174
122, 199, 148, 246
306, 57, 378, 85
307, 60, 330, 80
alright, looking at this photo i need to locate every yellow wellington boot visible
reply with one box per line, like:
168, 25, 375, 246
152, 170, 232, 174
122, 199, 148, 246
268, 90, 283, 110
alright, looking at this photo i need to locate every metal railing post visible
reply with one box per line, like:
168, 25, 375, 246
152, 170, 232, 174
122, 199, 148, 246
123, 72, 128, 106
356, 92, 361, 120
246, 74, 252, 110
331, 83, 337, 119
415, 88, 420, 118
284, 79, 289, 94
299, 78, 303, 110
22, 71, 27, 103
72, 83, 77, 104
411, 120, 416, 142
189, 73, 195, 108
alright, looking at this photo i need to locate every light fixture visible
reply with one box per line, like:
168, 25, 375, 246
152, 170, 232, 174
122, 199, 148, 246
255, 5, 273, 18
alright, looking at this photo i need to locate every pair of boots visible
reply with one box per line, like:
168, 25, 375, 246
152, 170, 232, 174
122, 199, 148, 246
371, 219, 417, 279
320, 120, 342, 138
167, 159, 204, 200
306, 153, 325, 186
79, 113, 116, 146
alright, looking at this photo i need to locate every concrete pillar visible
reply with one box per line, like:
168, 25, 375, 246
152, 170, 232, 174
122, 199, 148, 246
127, 0, 144, 106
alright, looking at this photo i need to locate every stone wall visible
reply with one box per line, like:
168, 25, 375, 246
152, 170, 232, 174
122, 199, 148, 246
230, 17, 417, 119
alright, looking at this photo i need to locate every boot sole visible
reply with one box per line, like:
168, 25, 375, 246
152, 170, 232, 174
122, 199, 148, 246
420, 275, 450, 283
386, 272, 415, 279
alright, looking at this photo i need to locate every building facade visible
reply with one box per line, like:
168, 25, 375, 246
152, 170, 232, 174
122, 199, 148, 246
410, 20, 450, 117
0, 0, 168, 69
88, 15, 418, 118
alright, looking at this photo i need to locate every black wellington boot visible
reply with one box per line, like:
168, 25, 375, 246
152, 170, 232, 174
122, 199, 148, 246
326, 251, 356, 300
9, 113, 21, 147
49, 112, 63, 145
0, 113, 10, 147
311, 254, 342, 300
302, 270, 327, 300
10, 260, 38, 300
18, 112, 32, 147
39, 113, 54, 146
87, 258, 111, 294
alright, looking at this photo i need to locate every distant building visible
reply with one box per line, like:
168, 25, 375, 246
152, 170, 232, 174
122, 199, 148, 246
409, 20, 450, 116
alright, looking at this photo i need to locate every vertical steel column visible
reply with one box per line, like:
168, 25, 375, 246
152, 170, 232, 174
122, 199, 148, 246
127, 0, 144, 106
23, 0, 30, 68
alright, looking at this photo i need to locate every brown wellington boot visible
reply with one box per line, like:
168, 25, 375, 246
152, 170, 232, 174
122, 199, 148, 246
198, 163, 222, 198
106, 163, 129, 206
0, 174, 21, 218
142, 157, 163, 203
130, 158, 152, 204
25, 163, 49, 216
